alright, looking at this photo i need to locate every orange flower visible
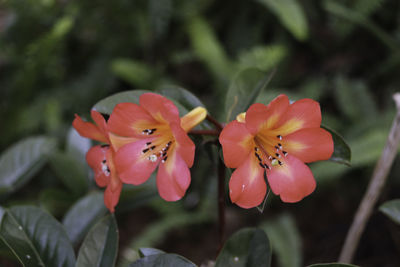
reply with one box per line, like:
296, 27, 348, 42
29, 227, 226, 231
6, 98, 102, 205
107, 93, 207, 201
72, 110, 122, 213
219, 94, 334, 208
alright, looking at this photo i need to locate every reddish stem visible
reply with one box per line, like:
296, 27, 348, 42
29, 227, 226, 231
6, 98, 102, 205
206, 115, 224, 131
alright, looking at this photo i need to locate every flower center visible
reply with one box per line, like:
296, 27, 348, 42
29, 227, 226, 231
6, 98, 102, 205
141, 127, 173, 163
254, 134, 288, 170
101, 159, 111, 176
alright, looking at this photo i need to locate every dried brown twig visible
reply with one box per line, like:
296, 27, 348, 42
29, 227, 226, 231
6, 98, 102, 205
339, 93, 400, 263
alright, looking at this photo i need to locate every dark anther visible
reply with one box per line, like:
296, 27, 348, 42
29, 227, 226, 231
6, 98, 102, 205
277, 135, 282, 140
162, 156, 168, 162
102, 159, 106, 164
259, 162, 265, 168
255, 152, 262, 161
283, 151, 288, 156
167, 141, 172, 146
150, 145, 156, 150
151, 128, 157, 132
254, 147, 259, 151
275, 153, 280, 157
142, 148, 149, 153
278, 160, 282, 165
162, 152, 167, 157
275, 145, 279, 150
146, 142, 152, 145
100, 144, 110, 148
278, 143, 282, 147
106, 167, 110, 173
264, 164, 270, 170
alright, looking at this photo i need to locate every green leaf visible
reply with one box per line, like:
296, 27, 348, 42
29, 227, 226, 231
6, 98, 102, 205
322, 126, 351, 166
111, 59, 156, 88
260, 213, 302, 267
157, 86, 206, 110
138, 248, 165, 257
225, 68, 275, 122
76, 215, 118, 267
0, 205, 75, 267
93, 90, 152, 115
307, 264, 359, 267
215, 228, 271, 267
0, 136, 57, 195
257, 0, 308, 41
49, 152, 88, 196
238, 45, 288, 72
187, 16, 232, 79
129, 253, 196, 267
379, 199, 400, 225
62, 192, 108, 245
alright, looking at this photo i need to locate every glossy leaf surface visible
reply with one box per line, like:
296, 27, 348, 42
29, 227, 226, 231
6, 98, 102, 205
215, 228, 271, 267
0, 205, 75, 267
76, 215, 118, 267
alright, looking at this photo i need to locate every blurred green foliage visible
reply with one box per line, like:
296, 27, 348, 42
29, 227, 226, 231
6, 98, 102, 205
1, 0, 400, 266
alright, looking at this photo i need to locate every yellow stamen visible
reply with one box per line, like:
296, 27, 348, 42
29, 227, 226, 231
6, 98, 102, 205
180, 107, 207, 132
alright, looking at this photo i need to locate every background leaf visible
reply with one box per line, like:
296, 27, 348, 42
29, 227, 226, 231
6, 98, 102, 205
62, 191, 108, 245
215, 228, 271, 267
322, 126, 351, 166
260, 213, 302, 267
225, 68, 275, 122
129, 253, 196, 267
379, 199, 400, 225
76, 215, 118, 267
0, 136, 57, 196
256, 0, 308, 40
0, 205, 75, 267
138, 248, 165, 257
93, 90, 152, 115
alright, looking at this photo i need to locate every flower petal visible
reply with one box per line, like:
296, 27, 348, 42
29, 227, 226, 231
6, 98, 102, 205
107, 102, 157, 137
73, 114, 108, 143
104, 181, 122, 213
284, 128, 334, 163
114, 139, 159, 185
266, 155, 316, 203
140, 93, 180, 124
245, 94, 290, 135
219, 120, 254, 168
91, 110, 108, 136
229, 156, 267, 209
275, 98, 321, 136
156, 151, 191, 201
180, 107, 207, 132
170, 122, 195, 167
86, 145, 109, 187
103, 148, 122, 213
108, 132, 140, 151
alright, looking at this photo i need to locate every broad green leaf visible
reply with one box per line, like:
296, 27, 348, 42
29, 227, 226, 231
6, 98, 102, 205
138, 248, 165, 257
0, 205, 75, 267
257, 0, 308, 41
62, 191, 108, 245
93, 90, 151, 115
225, 68, 275, 122
238, 45, 288, 72
111, 59, 156, 88
129, 253, 196, 267
307, 264, 359, 267
322, 126, 351, 166
215, 228, 271, 267
0, 136, 57, 195
260, 213, 301, 267
379, 199, 400, 225
187, 16, 232, 79
76, 215, 118, 267
49, 152, 88, 196
157, 86, 206, 110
